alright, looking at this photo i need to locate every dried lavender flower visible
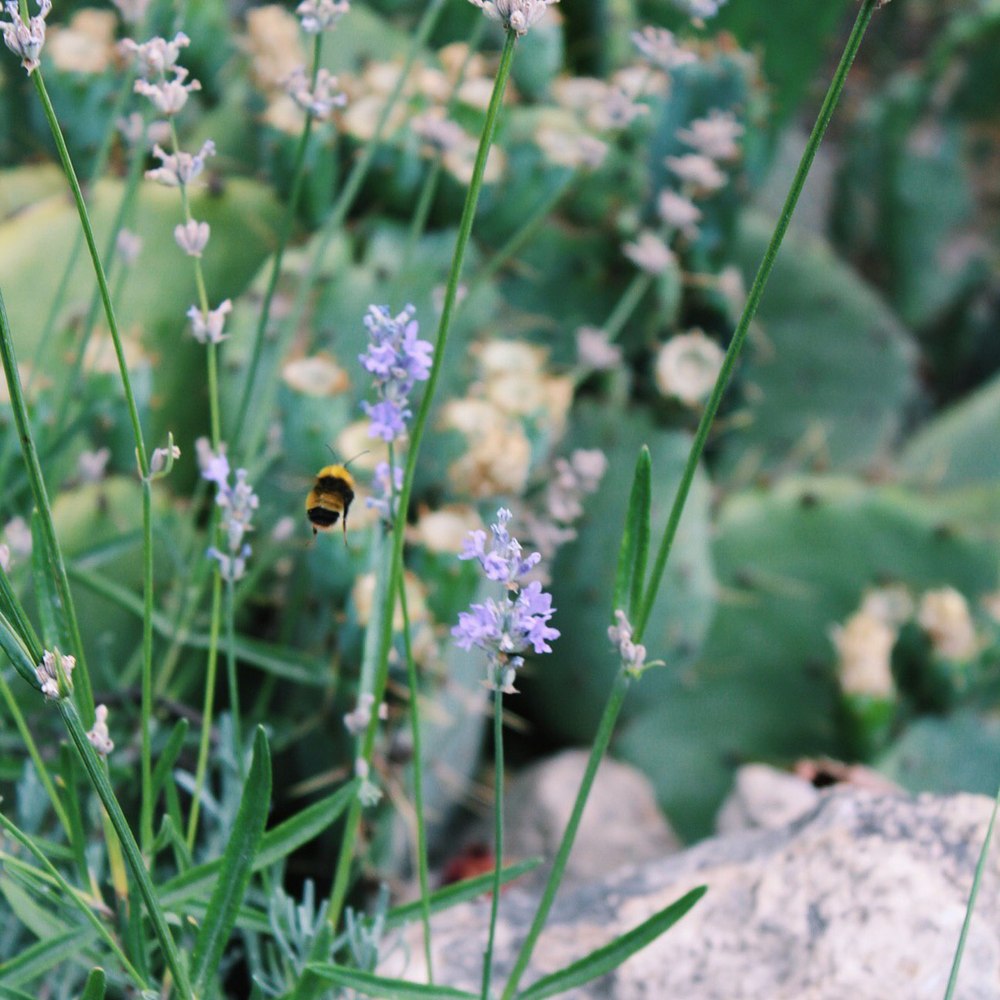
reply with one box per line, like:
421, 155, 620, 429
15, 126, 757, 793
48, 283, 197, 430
174, 219, 210, 257
285, 66, 347, 120
1, 0, 52, 75
145, 140, 216, 187
467, 0, 559, 37
631, 26, 697, 71
187, 300, 232, 344
296, 0, 349, 33
36, 649, 75, 700
87, 704, 114, 756
608, 610, 648, 676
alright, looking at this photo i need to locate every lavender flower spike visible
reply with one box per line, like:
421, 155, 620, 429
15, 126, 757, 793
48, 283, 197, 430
1, 0, 51, 74
453, 508, 559, 692
199, 440, 259, 581
359, 304, 432, 442
468, 0, 559, 37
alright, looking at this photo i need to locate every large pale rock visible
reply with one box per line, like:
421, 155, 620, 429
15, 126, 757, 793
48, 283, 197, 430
715, 761, 899, 835
385, 791, 1000, 998
463, 750, 680, 888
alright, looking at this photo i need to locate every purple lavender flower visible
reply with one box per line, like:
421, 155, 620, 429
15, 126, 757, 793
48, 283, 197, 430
366, 460, 404, 523
359, 304, 432, 442
452, 508, 559, 692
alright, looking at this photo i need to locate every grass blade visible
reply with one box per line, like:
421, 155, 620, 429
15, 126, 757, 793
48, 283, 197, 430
80, 967, 106, 1000
57, 701, 194, 998
190, 726, 272, 995
0, 563, 39, 656
305, 966, 478, 999
150, 718, 189, 805
612, 447, 651, 620
0, 608, 41, 688
160, 780, 356, 908
515, 886, 706, 1000
0, 288, 94, 720
0, 929, 80, 986
944, 786, 1000, 998
384, 858, 542, 930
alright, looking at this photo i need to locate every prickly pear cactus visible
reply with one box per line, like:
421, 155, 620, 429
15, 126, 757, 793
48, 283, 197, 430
616, 475, 1000, 840
715, 212, 920, 485
521, 400, 716, 743
898, 370, 1000, 488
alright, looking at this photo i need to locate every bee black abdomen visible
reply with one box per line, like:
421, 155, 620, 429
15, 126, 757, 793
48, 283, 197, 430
307, 506, 341, 528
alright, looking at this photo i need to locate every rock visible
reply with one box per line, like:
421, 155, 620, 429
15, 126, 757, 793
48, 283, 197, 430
383, 790, 1000, 998
459, 749, 681, 889
715, 763, 822, 834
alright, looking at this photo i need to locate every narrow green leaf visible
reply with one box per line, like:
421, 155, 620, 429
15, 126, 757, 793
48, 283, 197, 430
516, 886, 706, 1000
69, 565, 326, 685
305, 965, 478, 999
629, 448, 652, 619
0, 607, 40, 688
190, 726, 272, 996
151, 718, 189, 804
0, 563, 39, 657
0, 928, 80, 986
160, 780, 355, 908
153, 812, 193, 874
0, 813, 147, 991
30, 512, 64, 650
944, 785, 1000, 999
384, 857, 542, 930
0, 874, 70, 940
0, 287, 93, 718
0, 983, 36, 999
58, 743, 89, 884
182, 897, 272, 935
612, 447, 652, 620
80, 967, 106, 1000
57, 701, 194, 999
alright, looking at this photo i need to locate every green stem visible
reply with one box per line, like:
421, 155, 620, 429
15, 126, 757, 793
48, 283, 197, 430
239, 0, 449, 462
187, 569, 223, 848
49, 133, 147, 441
397, 570, 433, 982
31, 72, 149, 475
0, 289, 95, 724
57, 699, 194, 999
0, 671, 71, 836
481, 690, 504, 1000
326, 28, 519, 932
29, 69, 160, 773
139, 478, 155, 855
28, 62, 138, 395
232, 33, 323, 442
225, 574, 243, 775
402, 157, 444, 269
604, 273, 653, 343
206, 343, 222, 452
944, 784, 1000, 999
466, 169, 575, 297
0, 813, 149, 991
634, 0, 880, 640
500, 671, 630, 1000
399, 20, 487, 277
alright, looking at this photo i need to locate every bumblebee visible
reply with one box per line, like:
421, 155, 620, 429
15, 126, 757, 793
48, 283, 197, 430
305, 464, 356, 540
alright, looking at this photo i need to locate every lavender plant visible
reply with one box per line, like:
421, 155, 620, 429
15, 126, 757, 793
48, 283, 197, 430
5, 0, 994, 997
